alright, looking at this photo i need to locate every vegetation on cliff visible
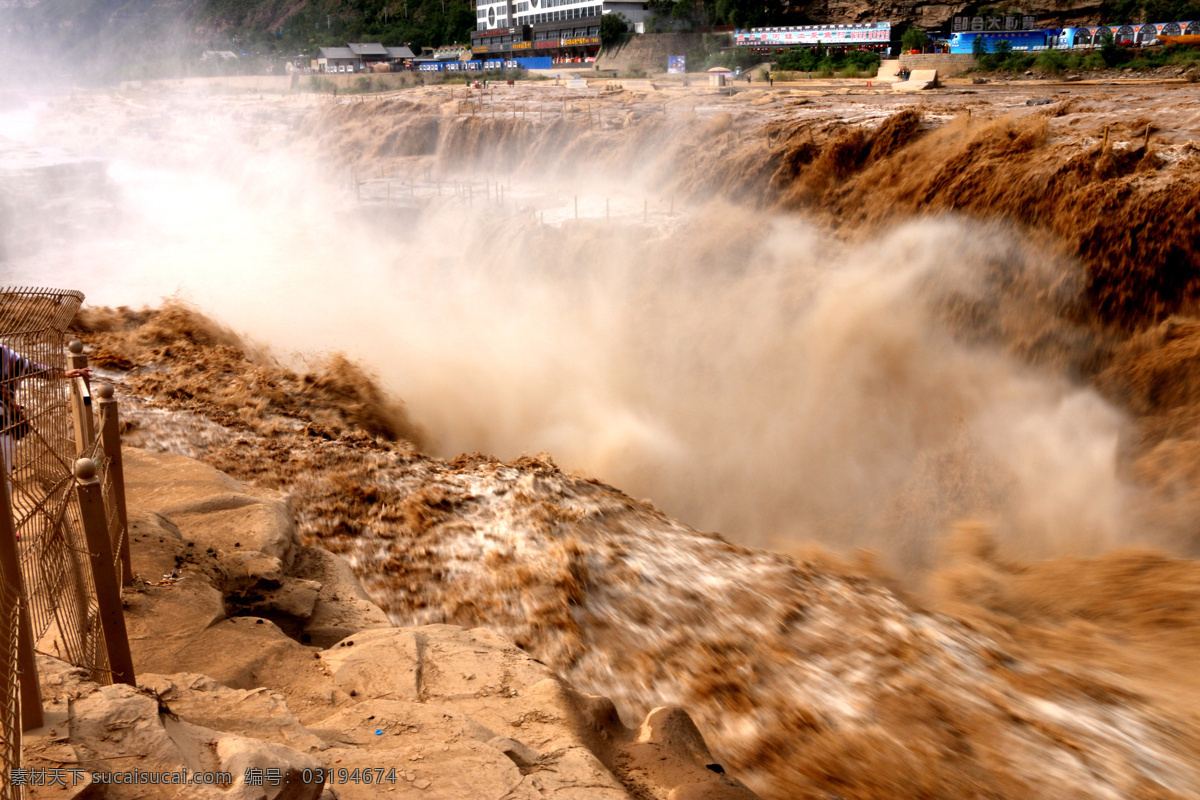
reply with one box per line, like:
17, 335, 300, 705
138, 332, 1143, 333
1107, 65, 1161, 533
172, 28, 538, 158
197, 0, 476, 57
0, 0, 475, 81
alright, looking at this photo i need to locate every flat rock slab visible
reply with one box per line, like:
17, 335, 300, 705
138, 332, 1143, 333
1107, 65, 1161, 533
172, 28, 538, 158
49, 678, 321, 800
876, 59, 901, 82
124, 447, 298, 567
123, 511, 227, 677
140, 672, 326, 751
316, 625, 761, 799
892, 69, 939, 92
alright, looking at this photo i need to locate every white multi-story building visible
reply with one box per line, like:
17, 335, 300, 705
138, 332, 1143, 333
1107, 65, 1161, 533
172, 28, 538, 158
471, 0, 651, 62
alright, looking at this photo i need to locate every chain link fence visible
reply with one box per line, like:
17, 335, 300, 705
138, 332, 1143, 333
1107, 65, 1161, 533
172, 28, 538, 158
0, 288, 113, 686
0, 286, 136, 799
0, 579, 21, 800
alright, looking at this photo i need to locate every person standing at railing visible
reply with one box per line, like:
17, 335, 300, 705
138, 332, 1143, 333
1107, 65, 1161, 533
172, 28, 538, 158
0, 344, 91, 506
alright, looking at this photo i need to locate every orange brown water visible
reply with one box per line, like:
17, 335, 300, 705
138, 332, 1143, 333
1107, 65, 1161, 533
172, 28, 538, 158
10, 79, 1200, 797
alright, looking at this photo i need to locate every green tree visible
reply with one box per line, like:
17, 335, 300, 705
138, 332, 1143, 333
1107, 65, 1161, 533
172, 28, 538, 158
901, 27, 930, 52
600, 12, 629, 48
972, 34, 988, 60
1100, 32, 1126, 68
773, 46, 878, 74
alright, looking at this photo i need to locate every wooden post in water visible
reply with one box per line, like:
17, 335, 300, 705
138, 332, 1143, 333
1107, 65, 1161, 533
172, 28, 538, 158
96, 384, 131, 587
0, 445, 43, 731
1102, 124, 1110, 151
74, 458, 135, 687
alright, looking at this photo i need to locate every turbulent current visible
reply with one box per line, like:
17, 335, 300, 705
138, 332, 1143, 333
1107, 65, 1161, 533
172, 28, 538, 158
5, 78, 1200, 799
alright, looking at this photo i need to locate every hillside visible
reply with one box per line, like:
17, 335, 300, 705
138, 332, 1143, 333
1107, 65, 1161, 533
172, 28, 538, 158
0, 0, 1175, 85
0, 0, 474, 82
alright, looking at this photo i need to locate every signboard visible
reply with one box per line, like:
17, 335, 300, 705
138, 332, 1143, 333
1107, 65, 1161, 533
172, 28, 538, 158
734, 22, 891, 46
952, 15, 1036, 32
513, 41, 532, 49
667, 55, 686, 73
562, 36, 599, 46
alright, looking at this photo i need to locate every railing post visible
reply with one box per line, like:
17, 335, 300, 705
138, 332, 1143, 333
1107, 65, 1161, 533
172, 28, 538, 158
95, 385, 131, 587
0, 447, 43, 731
73, 459, 135, 686
67, 341, 94, 456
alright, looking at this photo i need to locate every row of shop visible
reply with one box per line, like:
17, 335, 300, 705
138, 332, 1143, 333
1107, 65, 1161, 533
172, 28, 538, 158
470, 19, 602, 62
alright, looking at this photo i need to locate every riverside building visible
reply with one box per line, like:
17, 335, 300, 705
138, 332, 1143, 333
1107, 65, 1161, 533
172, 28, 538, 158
470, 0, 649, 63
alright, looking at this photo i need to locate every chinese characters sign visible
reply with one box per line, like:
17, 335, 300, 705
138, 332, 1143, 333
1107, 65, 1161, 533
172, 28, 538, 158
953, 15, 1037, 32
734, 22, 891, 46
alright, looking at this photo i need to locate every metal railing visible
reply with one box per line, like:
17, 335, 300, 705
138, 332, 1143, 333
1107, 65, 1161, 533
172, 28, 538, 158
0, 286, 135, 799
0, 580, 22, 800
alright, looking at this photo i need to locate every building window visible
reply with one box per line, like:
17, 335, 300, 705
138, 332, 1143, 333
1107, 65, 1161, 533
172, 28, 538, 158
588, 25, 599, 35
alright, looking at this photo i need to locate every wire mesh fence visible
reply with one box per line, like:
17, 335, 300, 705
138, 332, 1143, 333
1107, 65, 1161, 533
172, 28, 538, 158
97, 449, 126, 591
0, 287, 112, 685
0, 579, 22, 800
